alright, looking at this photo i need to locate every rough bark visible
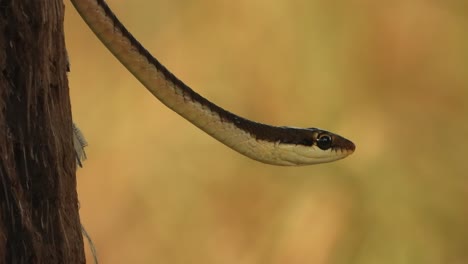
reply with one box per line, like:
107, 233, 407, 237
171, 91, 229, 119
0, 0, 85, 263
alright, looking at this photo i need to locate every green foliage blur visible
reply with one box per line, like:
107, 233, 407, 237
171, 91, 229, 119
66, 0, 468, 263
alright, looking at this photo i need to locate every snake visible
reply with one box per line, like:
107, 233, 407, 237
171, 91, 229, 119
70, 0, 355, 166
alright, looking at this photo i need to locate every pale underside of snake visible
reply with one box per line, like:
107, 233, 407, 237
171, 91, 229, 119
70, 0, 355, 166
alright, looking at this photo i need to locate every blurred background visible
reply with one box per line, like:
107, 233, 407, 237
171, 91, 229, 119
65, 0, 468, 263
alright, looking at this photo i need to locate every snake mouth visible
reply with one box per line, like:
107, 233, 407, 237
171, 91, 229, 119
331, 134, 355, 154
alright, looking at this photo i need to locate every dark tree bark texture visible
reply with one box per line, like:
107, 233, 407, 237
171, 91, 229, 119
0, 0, 85, 263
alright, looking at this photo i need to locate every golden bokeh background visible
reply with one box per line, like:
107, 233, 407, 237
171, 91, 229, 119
65, 0, 468, 263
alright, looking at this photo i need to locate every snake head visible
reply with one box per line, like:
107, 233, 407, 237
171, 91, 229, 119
309, 128, 355, 153
272, 127, 355, 166
300, 128, 355, 164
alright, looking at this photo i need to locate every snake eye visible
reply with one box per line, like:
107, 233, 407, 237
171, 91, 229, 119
316, 134, 332, 150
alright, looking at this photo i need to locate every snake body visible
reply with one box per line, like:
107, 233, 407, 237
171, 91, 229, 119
70, 0, 355, 166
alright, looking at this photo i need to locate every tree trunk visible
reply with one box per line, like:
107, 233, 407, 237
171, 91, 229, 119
0, 0, 85, 263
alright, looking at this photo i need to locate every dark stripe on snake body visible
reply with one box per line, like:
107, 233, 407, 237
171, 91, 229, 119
94, 0, 325, 146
